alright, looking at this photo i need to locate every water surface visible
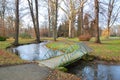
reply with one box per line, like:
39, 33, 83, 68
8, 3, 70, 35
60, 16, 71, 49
12, 42, 63, 61
67, 64, 120, 80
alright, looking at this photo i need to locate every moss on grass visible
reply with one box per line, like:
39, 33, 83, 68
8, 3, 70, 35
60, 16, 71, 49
46, 41, 79, 53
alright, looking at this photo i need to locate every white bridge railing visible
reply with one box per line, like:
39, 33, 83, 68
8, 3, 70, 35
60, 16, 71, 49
38, 42, 93, 68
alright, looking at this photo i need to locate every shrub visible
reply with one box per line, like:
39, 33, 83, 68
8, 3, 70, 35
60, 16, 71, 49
19, 33, 31, 39
81, 54, 95, 61
0, 36, 6, 41
79, 34, 91, 41
56, 67, 68, 72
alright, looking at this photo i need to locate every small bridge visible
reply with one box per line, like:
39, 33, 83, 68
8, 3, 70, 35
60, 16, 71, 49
38, 42, 93, 68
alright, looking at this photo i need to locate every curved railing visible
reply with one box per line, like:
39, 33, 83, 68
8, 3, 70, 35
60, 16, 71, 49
38, 42, 93, 68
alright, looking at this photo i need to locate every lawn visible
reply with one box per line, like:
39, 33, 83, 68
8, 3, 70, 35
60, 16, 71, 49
0, 37, 120, 66
88, 39, 120, 61
0, 50, 25, 66
0, 38, 35, 66
0, 38, 35, 49
46, 40, 79, 53
46, 38, 120, 62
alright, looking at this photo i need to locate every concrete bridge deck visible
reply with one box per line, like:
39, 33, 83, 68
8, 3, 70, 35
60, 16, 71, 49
38, 42, 93, 68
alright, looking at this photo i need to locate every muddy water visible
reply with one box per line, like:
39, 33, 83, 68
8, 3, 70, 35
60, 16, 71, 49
67, 63, 120, 80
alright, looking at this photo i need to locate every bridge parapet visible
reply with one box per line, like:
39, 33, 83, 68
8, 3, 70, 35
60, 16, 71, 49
38, 42, 93, 68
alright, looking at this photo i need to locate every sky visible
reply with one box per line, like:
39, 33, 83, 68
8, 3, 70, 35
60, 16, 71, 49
6, 0, 120, 28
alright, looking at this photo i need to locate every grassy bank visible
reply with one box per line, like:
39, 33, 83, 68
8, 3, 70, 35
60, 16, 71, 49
46, 38, 120, 62
46, 40, 79, 53
88, 39, 120, 61
0, 38, 35, 66
0, 37, 120, 66
0, 50, 26, 66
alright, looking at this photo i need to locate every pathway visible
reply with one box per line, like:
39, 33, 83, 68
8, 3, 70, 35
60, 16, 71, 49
38, 42, 93, 68
0, 64, 51, 80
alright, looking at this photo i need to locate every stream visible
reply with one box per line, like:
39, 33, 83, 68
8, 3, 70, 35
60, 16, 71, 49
67, 61, 120, 80
10, 42, 63, 61
9, 42, 120, 80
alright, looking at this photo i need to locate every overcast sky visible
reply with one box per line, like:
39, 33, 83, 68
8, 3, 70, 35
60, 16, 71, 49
9, 0, 120, 28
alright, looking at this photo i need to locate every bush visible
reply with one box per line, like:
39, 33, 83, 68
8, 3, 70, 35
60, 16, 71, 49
0, 36, 6, 41
56, 67, 68, 72
19, 33, 31, 39
79, 34, 91, 41
81, 54, 95, 61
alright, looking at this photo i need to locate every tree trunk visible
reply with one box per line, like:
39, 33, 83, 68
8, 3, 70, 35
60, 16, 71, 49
68, 19, 72, 38
14, 0, 19, 45
77, 14, 81, 36
53, 0, 58, 41
107, 0, 115, 38
27, 0, 40, 43
80, 6, 83, 35
94, 0, 101, 43
48, 0, 51, 37
107, 11, 111, 38
107, 22, 110, 39
35, 0, 40, 42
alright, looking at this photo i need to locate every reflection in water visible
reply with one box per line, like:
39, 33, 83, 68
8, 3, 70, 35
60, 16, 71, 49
68, 64, 120, 80
12, 42, 63, 61
82, 67, 94, 80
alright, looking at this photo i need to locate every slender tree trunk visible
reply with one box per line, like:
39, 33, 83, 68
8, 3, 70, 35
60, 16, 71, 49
94, 0, 101, 43
35, 0, 40, 42
27, 0, 40, 43
107, 0, 114, 38
107, 20, 110, 38
14, 0, 19, 45
77, 7, 83, 36
77, 14, 81, 36
77, 2, 84, 36
53, 0, 58, 41
68, 19, 72, 38
27, 0, 37, 39
68, 1, 73, 38
48, 0, 51, 37
80, 6, 83, 35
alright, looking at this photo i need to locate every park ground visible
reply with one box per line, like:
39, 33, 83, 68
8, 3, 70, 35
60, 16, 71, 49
0, 37, 120, 80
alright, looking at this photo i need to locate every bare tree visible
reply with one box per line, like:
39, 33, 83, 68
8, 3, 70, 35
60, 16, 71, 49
14, 0, 19, 45
60, 0, 77, 38
0, 0, 7, 36
27, 0, 40, 42
77, 0, 88, 36
94, 0, 101, 43
53, 0, 58, 41
60, 0, 87, 38
106, 0, 120, 38
47, 0, 58, 41
35, 0, 40, 42
48, 0, 51, 37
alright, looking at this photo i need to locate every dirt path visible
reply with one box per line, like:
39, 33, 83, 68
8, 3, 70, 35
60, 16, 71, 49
0, 63, 52, 80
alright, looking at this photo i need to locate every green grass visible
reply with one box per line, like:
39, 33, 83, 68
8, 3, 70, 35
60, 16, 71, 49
87, 39, 120, 61
47, 37, 120, 62
0, 41, 12, 49
0, 37, 120, 66
0, 38, 35, 49
0, 38, 35, 66
46, 41, 79, 53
